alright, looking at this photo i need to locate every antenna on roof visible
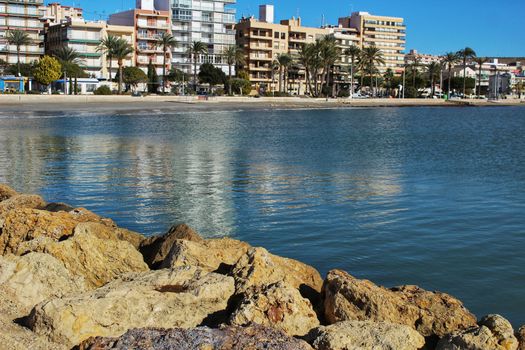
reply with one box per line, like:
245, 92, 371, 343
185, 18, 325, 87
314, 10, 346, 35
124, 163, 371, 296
321, 14, 325, 27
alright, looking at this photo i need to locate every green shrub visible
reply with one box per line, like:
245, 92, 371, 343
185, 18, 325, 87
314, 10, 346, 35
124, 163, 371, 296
94, 85, 112, 95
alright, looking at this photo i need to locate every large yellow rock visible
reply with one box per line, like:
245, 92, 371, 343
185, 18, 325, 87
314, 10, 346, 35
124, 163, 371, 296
232, 247, 323, 295
0, 194, 46, 213
322, 269, 477, 338
27, 267, 235, 347
160, 237, 251, 272
230, 282, 320, 337
26, 223, 149, 288
0, 184, 18, 202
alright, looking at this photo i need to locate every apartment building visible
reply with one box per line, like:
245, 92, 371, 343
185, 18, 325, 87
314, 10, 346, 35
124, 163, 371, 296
405, 49, 442, 66
339, 12, 406, 74
236, 5, 331, 93
158, 0, 237, 75
41, 2, 83, 25
109, 0, 171, 76
0, 0, 45, 65
46, 18, 135, 80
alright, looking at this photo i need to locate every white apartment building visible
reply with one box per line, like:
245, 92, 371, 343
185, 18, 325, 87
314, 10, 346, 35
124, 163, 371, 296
155, 0, 237, 75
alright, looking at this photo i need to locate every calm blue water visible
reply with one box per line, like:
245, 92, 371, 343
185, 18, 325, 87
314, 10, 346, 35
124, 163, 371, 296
1, 106, 524, 326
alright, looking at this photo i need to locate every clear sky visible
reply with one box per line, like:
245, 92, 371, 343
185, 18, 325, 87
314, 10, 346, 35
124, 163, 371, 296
48, 0, 525, 57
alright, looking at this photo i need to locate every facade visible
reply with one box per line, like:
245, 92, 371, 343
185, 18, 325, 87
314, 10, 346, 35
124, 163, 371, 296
46, 18, 135, 80
109, 0, 171, 76
41, 2, 83, 25
339, 12, 406, 74
165, 0, 237, 75
405, 49, 442, 66
0, 0, 45, 66
236, 7, 331, 93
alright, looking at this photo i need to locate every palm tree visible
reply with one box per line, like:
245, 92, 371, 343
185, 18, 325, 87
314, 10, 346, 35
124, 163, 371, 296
187, 41, 208, 92
53, 46, 83, 95
223, 45, 245, 95
97, 35, 120, 82
156, 32, 178, 94
427, 61, 441, 97
457, 47, 476, 97
408, 57, 422, 88
270, 60, 280, 95
361, 45, 385, 94
344, 45, 361, 97
113, 38, 134, 95
383, 68, 394, 96
277, 53, 292, 93
473, 56, 489, 97
442, 52, 460, 98
319, 36, 340, 97
6, 30, 31, 76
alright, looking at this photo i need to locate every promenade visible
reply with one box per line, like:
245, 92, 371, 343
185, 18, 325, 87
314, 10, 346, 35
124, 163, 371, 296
0, 95, 523, 114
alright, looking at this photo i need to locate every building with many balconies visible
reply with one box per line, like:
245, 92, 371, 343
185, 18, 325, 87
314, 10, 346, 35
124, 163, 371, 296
46, 18, 135, 80
0, 0, 45, 66
156, 0, 236, 75
109, 0, 171, 76
339, 11, 406, 74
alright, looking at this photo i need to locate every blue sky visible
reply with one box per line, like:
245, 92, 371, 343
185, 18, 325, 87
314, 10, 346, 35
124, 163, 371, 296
49, 0, 525, 57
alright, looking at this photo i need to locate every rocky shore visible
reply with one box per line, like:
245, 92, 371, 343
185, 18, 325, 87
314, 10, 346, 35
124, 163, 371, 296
0, 183, 524, 350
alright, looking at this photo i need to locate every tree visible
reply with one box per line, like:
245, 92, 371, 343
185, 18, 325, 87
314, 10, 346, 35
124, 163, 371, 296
276, 53, 292, 93
344, 45, 361, 97
97, 35, 120, 82
427, 61, 442, 97
198, 63, 226, 86
147, 60, 159, 93
5, 62, 36, 78
473, 56, 489, 97
319, 36, 340, 97
53, 46, 85, 94
6, 30, 32, 76
0, 58, 8, 75
112, 38, 134, 94
123, 66, 147, 91
187, 41, 208, 92
34, 56, 62, 90
383, 68, 394, 96
156, 32, 178, 94
442, 52, 460, 97
457, 47, 476, 97
407, 57, 422, 88
223, 45, 245, 95
360, 45, 385, 93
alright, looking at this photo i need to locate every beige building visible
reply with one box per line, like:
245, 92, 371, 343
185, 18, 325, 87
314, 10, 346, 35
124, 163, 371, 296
236, 6, 331, 94
108, 0, 171, 76
0, 0, 45, 66
405, 49, 442, 66
46, 18, 135, 80
41, 2, 83, 25
339, 11, 406, 74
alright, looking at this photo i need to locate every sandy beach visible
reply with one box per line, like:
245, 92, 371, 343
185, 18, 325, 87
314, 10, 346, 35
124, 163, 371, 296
0, 95, 523, 114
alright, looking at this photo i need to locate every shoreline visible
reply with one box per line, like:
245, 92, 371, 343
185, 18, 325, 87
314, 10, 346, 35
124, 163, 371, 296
1, 95, 524, 114
1, 184, 525, 350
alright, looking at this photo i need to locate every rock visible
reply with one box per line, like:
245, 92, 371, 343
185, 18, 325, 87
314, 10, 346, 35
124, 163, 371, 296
0, 253, 87, 313
160, 237, 251, 273
230, 282, 320, 336
24, 222, 148, 288
0, 184, 18, 202
0, 194, 46, 213
308, 320, 426, 350
75, 324, 314, 350
0, 208, 79, 255
232, 247, 324, 297
322, 269, 476, 338
44, 202, 75, 213
139, 224, 204, 268
437, 314, 518, 350
517, 326, 525, 350
27, 266, 236, 347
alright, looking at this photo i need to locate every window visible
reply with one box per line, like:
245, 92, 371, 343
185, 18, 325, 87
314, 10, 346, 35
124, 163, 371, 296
281, 33, 286, 40
274, 32, 279, 39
